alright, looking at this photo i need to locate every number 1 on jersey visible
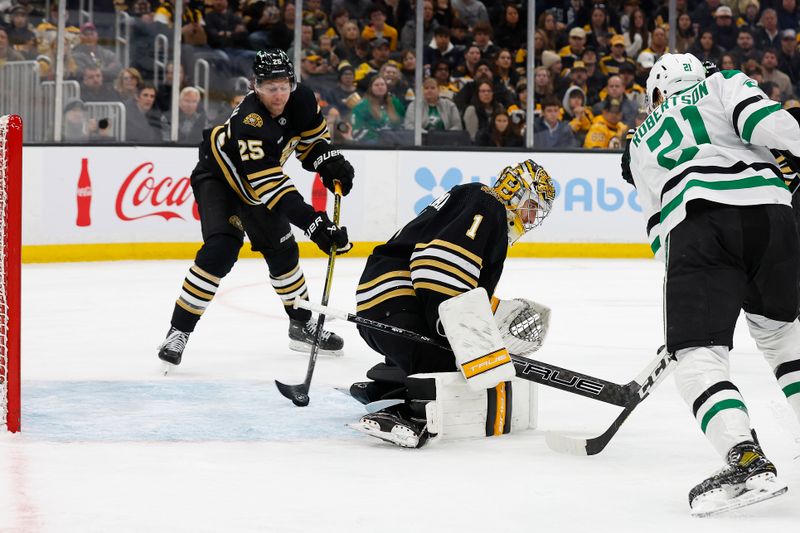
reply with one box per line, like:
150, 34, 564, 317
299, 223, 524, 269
466, 214, 484, 239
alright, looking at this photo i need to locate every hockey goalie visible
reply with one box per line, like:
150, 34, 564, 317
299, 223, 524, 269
346, 159, 556, 448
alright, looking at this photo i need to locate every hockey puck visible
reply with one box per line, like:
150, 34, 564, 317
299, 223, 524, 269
293, 394, 310, 407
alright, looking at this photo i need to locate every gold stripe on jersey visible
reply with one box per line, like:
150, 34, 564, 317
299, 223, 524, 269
274, 277, 306, 295
182, 280, 214, 300
411, 281, 462, 297
253, 175, 289, 197
300, 120, 327, 139
209, 125, 260, 206
356, 288, 417, 312
356, 270, 415, 311
247, 166, 283, 181
271, 264, 300, 281
409, 258, 479, 288
176, 263, 220, 316
357, 270, 412, 291
414, 239, 483, 268
269, 265, 308, 306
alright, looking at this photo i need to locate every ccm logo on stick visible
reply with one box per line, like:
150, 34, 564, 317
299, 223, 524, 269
515, 361, 605, 395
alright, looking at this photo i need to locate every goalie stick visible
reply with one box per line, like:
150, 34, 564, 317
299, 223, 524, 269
295, 299, 659, 408
544, 347, 675, 455
275, 182, 343, 407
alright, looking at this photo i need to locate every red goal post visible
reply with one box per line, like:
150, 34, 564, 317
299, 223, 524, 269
1, 114, 21, 433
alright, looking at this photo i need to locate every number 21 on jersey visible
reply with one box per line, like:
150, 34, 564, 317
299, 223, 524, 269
646, 105, 711, 170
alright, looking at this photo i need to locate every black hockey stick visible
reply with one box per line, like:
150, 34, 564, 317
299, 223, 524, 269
295, 300, 650, 407
275, 182, 343, 407
544, 347, 675, 455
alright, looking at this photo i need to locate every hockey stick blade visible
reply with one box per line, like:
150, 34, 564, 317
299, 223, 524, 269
545, 348, 676, 456
275, 380, 310, 407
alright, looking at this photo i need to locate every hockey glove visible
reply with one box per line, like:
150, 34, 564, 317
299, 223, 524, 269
621, 128, 636, 187
313, 150, 354, 196
304, 211, 352, 255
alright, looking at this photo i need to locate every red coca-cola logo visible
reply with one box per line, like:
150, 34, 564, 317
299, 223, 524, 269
115, 162, 199, 221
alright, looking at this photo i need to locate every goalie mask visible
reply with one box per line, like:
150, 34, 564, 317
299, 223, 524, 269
492, 160, 556, 245
645, 53, 705, 112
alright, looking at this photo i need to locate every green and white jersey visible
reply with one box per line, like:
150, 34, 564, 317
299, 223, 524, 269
628, 70, 800, 260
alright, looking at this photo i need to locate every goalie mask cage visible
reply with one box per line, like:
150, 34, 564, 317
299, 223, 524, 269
1, 115, 21, 433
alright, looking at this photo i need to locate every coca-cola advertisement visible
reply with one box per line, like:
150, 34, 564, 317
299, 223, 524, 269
37, 147, 367, 244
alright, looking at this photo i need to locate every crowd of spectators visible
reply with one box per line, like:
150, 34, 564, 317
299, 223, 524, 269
4, 0, 800, 147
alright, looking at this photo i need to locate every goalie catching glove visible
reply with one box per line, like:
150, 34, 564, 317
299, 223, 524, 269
304, 211, 352, 255
312, 149, 354, 196
492, 297, 551, 356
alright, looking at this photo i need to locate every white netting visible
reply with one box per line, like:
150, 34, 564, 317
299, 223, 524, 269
1, 115, 10, 429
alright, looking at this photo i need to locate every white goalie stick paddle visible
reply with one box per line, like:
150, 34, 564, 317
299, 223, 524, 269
295, 299, 668, 410
544, 347, 676, 456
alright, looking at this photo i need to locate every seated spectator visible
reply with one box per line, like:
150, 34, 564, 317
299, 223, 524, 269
114, 67, 145, 102
351, 74, 406, 143
562, 85, 593, 145
62, 99, 91, 142
732, 28, 762, 66
403, 76, 462, 132
433, 0, 455, 28
400, 49, 416, 89
761, 48, 794, 100
711, 6, 738, 52
72, 22, 121, 83
635, 51, 655, 86
126, 84, 168, 143
423, 25, 462, 71
432, 60, 459, 100
534, 97, 578, 149
618, 62, 645, 110
582, 47, 607, 99
719, 53, 738, 71
362, 3, 398, 51
756, 8, 781, 51
380, 61, 413, 104
333, 21, 362, 66
564, 60, 597, 106
540, 50, 563, 84
493, 48, 519, 93
737, 0, 761, 34
205, 0, 256, 77
455, 61, 513, 112
559, 27, 587, 71
177, 86, 207, 144
323, 62, 360, 119
300, 49, 337, 95
287, 23, 314, 62
6, 4, 36, 59
777, 0, 800, 30
332, 0, 373, 21
450, 0, 489, 31
585, 4, 617, 52
778, 29, 800, 85
302, 0, 330, 36
475, 110, 523, 147
324, 8, 350, 42
676, 12, 696, 53
594, 75, 637, 126
600, 34, 635, 76
462, 79, 504, 141
688, 30, 724, 65
401, 0, 438, 52
624, 7, 649, 59
760, 81, 783, 102
584, 96, 627, 150
453, 44, 482, 87
80, 66, 119, 102
129, 0, 161, 82
0, 27, 25, 64
244, 1, 291, 51
533, 66, 555, 115
496, 3, 526, 52
155, 61, 187, 113
641, 26, 669, 62
317, 35, 339, 73
471, 21, 499, 63
355, 37, 391, 89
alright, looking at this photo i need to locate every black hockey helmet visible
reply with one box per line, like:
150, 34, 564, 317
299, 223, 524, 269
253, 49, 296, 91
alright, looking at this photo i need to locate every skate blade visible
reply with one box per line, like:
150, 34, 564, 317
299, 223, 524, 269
288, 340, 343, 357
161, 361, 176, 376
347, 421, 420, 448
691, 474, 788, 517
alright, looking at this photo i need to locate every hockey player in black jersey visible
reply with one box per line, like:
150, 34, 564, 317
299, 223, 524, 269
158, 49, 355, 371
348, 159, 556, 447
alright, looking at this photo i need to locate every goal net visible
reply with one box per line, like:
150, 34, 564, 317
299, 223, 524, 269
1, 114, 21, 433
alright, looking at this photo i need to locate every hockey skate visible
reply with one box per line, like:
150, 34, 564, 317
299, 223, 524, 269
158, 327, 190, 375
288, 318, 343, 356
348, 404, 430, 448
689, 440, 788, 517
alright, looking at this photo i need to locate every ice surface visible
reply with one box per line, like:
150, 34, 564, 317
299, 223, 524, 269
1, 258, 798, 532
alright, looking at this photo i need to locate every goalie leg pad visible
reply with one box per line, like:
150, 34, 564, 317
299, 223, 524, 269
438, 288, 516, 390
408, 372, 537, 440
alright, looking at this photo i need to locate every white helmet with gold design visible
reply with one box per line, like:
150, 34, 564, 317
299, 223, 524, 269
492, 159, 556, 245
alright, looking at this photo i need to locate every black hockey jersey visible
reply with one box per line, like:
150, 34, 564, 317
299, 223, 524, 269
200, 83, 331, 209
356, 183, 509, 337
